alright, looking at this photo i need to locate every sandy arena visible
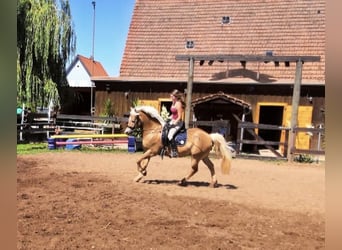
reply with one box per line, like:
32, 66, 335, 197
17, 151, 325, 249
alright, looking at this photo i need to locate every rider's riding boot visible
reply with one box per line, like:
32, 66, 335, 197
170, 138, 178, 158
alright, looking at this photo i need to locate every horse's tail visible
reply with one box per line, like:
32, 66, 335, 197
210, 133, 232, 175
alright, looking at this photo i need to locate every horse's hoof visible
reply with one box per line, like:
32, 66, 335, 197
134, 173, 144, 182
178, 178, 187, 186
209, 181, 218, 188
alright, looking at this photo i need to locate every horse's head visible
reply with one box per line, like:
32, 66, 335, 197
124, 107, 141, 135
124, 105, 165, 136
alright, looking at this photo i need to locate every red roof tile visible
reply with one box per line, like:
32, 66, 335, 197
78, 54, 108, 77
120, 0, 325, 83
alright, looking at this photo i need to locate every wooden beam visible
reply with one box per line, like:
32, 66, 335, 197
244, 128, 283, 157
291, 149, 325, 155
287, 60, 303, 161
184, 57, 194, 129
175, 54, 320, 63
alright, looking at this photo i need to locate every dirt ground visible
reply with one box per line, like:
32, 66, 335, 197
17, 151, 325, 249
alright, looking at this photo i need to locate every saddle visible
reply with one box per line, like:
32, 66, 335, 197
160, 123, 187, 158
161, 123, 187, 147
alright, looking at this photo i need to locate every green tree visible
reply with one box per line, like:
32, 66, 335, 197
17, 0, 76, 110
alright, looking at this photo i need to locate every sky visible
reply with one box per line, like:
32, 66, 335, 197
68, 0, 136, 76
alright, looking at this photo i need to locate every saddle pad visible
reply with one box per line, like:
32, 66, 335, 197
161, 125, 187, 146
175, 132, 187, 146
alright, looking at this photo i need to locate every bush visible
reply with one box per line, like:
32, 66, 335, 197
294, 154, 314, 163
102, 98, 114, 117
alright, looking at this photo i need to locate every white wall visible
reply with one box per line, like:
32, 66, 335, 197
66, 60, 92, 87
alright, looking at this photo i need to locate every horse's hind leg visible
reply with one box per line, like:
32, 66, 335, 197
179, 157, 200, 186
202, 156, 218, 188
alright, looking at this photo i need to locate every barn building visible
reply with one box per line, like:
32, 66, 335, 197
91, 0, 325, 155
64, 54, 108, 115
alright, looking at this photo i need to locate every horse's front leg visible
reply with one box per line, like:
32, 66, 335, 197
134, 149, 152, 182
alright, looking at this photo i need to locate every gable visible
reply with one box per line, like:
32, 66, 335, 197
66, 59, 92, 87
121, 0, 325, 83
66, 54, 109, 87
192, 92, 251, 110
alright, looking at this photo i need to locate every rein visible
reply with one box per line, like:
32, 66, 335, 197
141, 127, 162, 138
129, 114, 162, 136
127, 117, 139, 130
142, 126, 162, 134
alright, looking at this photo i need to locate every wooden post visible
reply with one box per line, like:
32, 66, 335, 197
236, 123, 241, 155
239, 113, 246, 151
20, 103, 25, 141
287, 60, 303, 161
185, 57, 194, 129
283, 128, 289, 158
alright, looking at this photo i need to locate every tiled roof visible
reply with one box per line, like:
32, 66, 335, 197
77, 54, 108, 76
192, 92, 252, 109
120, 0, 325, 82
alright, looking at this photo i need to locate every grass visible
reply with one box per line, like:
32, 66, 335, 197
16, 142, 129, 155
17, 142, 52, 155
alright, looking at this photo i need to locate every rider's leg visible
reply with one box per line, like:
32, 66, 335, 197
169, 137, 178, 158
168, 127, 178, 158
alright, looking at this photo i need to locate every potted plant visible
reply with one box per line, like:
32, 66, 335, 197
160, 105, 170, 121
100, 98, 115, 134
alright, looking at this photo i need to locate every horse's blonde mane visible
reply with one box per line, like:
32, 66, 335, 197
134, 106, 165, 126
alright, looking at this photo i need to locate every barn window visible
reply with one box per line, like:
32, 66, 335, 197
266, 50, 273, 56
222, 16, 230, 24
185, 40, 195, 49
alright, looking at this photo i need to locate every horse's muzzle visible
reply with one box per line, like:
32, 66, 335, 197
124, 127, 133, 135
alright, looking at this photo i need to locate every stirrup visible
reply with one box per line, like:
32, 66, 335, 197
170, 149, 178, 158
159, 148, 165, 159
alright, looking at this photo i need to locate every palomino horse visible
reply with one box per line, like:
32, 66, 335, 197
124, 106, 232, 188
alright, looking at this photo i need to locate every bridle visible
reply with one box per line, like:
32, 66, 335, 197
127, 114, 140, 130
128, 114, 161, 134
127, 109, 165, 137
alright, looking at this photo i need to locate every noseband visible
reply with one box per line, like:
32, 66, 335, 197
127, 115, 140, 130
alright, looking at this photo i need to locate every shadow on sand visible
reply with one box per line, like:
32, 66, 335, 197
142, 179, 237, 189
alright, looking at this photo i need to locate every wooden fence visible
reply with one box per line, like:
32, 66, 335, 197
291, 126, 325, 156
18, 111, 324, 161
189, 120, 230, 141
17, 113, 128, 142
236, 120, 325, 160
17, 112, 55, 141
56, 114, 128, 134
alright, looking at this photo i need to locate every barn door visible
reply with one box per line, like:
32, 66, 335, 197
255, 102, 287, 155
284, 106, 313, 150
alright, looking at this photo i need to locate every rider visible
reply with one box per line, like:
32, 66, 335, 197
167, 89, 185, 158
